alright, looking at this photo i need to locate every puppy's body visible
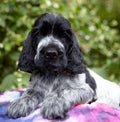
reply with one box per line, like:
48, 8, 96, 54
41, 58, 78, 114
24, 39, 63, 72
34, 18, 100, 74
7, 13, 120, 119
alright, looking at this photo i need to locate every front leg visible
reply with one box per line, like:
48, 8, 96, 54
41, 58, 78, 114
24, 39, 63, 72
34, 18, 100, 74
7, 89, 43, 119
41, 84, 94, 119
40, 93, 67, 119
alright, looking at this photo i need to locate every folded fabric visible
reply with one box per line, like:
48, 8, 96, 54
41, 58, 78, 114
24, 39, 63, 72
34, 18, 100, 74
0, 89, 120, 122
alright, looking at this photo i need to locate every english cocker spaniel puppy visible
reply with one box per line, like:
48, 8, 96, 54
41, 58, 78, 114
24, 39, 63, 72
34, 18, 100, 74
7, 13, 120, 119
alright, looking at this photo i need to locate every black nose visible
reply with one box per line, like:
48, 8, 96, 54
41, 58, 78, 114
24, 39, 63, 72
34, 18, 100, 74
45, 48, 58, 59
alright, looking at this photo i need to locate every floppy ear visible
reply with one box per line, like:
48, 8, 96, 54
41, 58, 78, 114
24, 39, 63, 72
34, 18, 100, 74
66, 32, 86, 74
17, 32, 36, 73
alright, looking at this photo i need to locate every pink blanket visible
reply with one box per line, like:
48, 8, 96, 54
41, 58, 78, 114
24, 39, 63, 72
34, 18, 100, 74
0, 89, 120, 122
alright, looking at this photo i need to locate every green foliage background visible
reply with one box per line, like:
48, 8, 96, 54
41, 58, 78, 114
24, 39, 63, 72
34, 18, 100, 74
0, 0, 120, 91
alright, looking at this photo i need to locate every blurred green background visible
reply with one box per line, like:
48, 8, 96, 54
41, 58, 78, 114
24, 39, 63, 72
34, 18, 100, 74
0, 0, 120, 92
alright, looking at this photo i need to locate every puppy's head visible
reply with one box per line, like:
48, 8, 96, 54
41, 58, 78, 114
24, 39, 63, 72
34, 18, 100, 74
18, 13, 85, 74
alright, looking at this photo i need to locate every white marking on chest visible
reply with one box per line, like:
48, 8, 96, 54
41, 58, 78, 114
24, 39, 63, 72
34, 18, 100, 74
78, 73, 86, 83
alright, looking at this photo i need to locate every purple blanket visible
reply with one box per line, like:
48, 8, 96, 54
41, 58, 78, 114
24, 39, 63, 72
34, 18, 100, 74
0, 89, 120, 122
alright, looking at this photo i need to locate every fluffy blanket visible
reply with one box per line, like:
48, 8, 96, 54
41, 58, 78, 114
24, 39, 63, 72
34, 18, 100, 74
0, 89, 120, 122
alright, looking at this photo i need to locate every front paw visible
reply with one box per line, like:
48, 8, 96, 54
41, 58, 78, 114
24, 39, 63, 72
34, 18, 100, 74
40, 96, 68, 119
7, 97, 37, 119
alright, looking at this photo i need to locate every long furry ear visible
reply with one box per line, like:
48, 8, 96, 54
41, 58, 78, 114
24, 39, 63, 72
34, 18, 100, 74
17, 32, 36, 73
66, 32, 86, 74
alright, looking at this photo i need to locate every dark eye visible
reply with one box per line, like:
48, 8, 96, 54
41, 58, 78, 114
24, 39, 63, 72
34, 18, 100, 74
56, 30, 68, 38
60, 32, 67, 38
40, 22, 51, 36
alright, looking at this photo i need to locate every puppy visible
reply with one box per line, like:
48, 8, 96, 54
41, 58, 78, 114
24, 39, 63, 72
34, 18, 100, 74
7, 13, 120, 119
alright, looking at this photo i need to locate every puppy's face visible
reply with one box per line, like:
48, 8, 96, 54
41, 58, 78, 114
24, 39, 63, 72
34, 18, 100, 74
33, 13, 72, 72
18, 13, 85, 74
